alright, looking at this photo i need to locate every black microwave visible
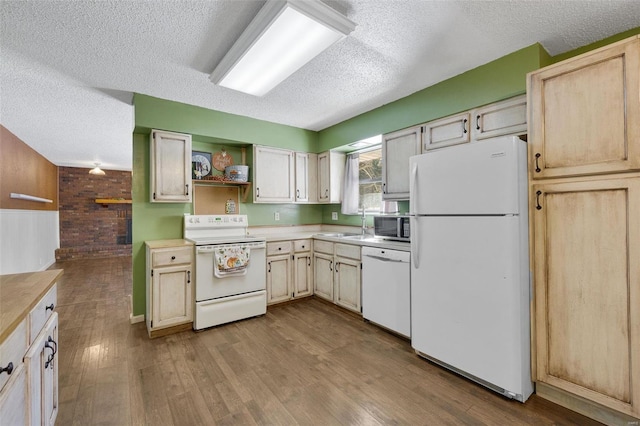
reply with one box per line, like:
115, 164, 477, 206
373, 215, 410, 242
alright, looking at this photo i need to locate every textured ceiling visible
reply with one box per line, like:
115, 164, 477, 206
1, 0, 639, 170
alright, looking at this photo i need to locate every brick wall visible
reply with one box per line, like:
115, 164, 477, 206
56, 167, 132, 261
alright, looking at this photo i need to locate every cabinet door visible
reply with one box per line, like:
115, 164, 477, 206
334, 257, 361, 313
0, 363, 26, 426
382, 126, 422, 200
318, 151, 345, 203
150, 130, 192, 203
423, 112, 471, 151
295, 152, 309, 202
293, 254, 313, 299
532, 177, 640, 417
528, 36, 640, 179
253, 146, 295, 203
471, 95, 526, 140
313, 252, 334, 301
151, 265, 193, 329
266, 254, 292, 305
25, 313, 59, 426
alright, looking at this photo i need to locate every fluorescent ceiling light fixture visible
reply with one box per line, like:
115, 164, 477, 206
348, 134, 382, 149
211, 0, 356, 96
89, 163, 105, 175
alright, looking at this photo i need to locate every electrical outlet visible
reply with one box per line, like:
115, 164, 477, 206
332, 212, 338, 220
274, 212, 280, 221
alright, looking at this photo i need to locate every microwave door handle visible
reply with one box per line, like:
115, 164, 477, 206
397, 219, 402, 239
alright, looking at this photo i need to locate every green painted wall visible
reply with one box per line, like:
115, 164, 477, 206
551, 27, 639, 64
132, 30, 638, 316
317, 43, 549, 150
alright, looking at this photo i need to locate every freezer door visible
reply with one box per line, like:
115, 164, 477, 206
410, 215, 532, 398
409, 136, 527, 215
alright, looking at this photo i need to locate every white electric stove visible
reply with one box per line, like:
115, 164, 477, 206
184, 214, 266, 330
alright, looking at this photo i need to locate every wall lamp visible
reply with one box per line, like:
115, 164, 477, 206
210, 0, 356, 96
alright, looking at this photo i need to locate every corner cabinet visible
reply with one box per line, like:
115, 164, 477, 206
295, 152, 318, 203
145, 240, 194, 338
382, 126, 422, 200
150, 130, 192, 203
253, 146, 295, 203
528, 35, 640, 424
313, 240, 361, 314
318, 151, 345, 203
266, 239, 313, 305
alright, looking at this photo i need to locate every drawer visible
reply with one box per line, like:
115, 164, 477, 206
29, 284, 57, 345
335, 243, 361, 260
293, 239, 311, 253
152, 246, 192, 267
0, 318, 27, 393
313, 240, 334, 255
266, 241, 292, 256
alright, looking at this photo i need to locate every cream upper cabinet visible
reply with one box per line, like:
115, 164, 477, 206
253, 146, 295, 203
528, 36, 640, 179
422, 112, 470, 151
531, 176, 640, 419
471, 95, 527, 140
318, 151, 345, 204
382, 126, 422, 200
150, 130, 192, 203
295, 152, 318, 203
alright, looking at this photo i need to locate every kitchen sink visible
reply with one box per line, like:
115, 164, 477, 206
315, 232, 360, 237
341, 235, 380, 241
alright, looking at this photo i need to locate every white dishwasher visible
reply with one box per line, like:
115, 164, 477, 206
361, 246, 411, 338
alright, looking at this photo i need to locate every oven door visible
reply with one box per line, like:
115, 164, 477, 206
195, 241, 266, 302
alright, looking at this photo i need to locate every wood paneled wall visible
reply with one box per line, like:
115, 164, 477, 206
0, 125, 58, 210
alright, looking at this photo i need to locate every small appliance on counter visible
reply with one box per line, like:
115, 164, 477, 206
373, 214, 410, 242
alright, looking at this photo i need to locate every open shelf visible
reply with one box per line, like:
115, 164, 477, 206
192, 180, 251, 202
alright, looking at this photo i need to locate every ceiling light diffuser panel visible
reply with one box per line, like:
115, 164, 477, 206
211, 0, 356, 96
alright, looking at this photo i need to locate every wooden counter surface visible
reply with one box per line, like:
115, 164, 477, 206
0, 269, 63, 343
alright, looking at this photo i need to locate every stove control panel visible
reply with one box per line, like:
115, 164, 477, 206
185, 214, 247, 227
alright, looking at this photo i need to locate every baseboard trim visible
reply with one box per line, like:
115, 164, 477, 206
130, 314, 144, 324
536, 382, 639, 426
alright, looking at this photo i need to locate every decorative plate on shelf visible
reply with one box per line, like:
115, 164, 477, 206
212, 149, 234, 171
192, 151, 212, 179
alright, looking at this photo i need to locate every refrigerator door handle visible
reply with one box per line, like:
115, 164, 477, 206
411, 217, 420, 269
410, 162, 418, 215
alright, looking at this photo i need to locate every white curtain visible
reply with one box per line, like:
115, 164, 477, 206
341, 153, 359, 215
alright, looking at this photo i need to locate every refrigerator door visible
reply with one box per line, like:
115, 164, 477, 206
410, 215, 532, 399
409, 136, 527, 215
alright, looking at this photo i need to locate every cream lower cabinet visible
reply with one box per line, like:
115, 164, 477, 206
532, 177, 640, 421
146, 240, 194, 338
266, 239, 313, 305
0, 282, 58, 426
26, 313, 59, 426
313, 240, 361, 314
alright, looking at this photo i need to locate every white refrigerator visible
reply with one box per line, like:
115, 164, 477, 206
409, 136, 533, 402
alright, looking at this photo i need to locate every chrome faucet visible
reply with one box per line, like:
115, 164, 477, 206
361, 209, 367, 235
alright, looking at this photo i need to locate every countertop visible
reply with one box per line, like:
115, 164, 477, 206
145, 239, 194, 249
0, 269, 63, 343
254, 231, 411, 252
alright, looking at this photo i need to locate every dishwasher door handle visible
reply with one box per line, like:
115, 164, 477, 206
364, 254, 407, 263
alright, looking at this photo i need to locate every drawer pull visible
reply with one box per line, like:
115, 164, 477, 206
0, 362, 14, 376
45, 303, 55, 312
45, 337, 58, 369
171, 256, 176, 260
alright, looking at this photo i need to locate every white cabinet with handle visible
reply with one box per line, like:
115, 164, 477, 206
295, 152, 318, 203
471, 95, 527, 140
382, 126, 422, 200
423, 112, 470, 151
253, 146, 295, 203
318, 151, 345, 204
150, 129, 192, 203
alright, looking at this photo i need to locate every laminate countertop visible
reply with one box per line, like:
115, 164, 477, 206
0, 269, 63, 343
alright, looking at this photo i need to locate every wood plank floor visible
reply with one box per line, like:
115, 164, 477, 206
50, 257, 601, 425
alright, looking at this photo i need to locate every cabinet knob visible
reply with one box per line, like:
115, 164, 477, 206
45, 303, 55, 312
0, 362, 13, 376
171, 256, 176, 260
